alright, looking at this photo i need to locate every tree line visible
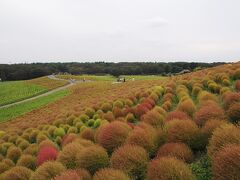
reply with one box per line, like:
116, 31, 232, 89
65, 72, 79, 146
0, 62, 224, 81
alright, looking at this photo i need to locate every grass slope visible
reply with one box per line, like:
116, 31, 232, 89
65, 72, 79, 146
0, 81, 47, 106
0, 89, 69, 122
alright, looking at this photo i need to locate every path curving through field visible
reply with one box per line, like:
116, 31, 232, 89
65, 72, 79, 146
0, 75, 85, 109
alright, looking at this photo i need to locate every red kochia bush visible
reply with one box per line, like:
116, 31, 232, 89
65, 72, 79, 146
223, 92, 240, 110
134, 104, 150, 118
212, 145, 240, 180
235, 80, 240, 91
37, 146, 58, 166
95, 121, 131, 153
156, 142, 194, 163
194, 101, 225, 126
147, 157, 195, 180
165, 110, 191, 121
227, 103, 240, 124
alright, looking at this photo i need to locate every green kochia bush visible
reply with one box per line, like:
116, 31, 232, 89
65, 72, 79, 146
54, 127, 65, 137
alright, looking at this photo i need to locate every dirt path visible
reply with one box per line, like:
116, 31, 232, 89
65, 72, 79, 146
0, 75, 82, 109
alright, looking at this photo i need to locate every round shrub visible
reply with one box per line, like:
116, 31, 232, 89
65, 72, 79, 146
18, 141, 29, 151
198, 91, 218, 103
76, 145, 109, 174
93, 119, 101, 128
57, 142, 83, 169
110, 144, 149, 179
61, 133, 78, 147
102, 111, 115, 122
37, 146, 58, 166
201, 119, 228, 140
212, 144, 240, 180
156, 142, 194, 163
233, 69, 240, 79
80, 128, 95, 142
17, 154, 37, 170
165, 110, 191, 121
23, 143, 39, 156
67, 126, 78, 134
54, 127, 66, 138
6, 146, 22, 163
134, 104, 150, 118
2, 158, 15, 167
85, 108, 95, 118
235, 80, 240, 91
223, 92, 240, 110
165, 119, 200, 149
53, 170, 80, 180
194, 101, 225, 126
74, 168, 91, 180
0, 162, 12, 174
147, 157, 195, 180
93, 168, 131, 180
95, 121, 131, 153
207, 124, 240, 158
113, 107, 123, 118
36, 133, 48, 144
177, 99, 196, 117
73, 138, 95, 147
79, 114, 89, 123
2, 166, 33, 180
192, 86, 202, 96
125, 124, 159, 156
141, 110, 165, 128
39, 139, 58, 150
126, 113, 136, 123
227, 103, 240, 124
113, 100, 124, 109
31, 161, 66, 180
101, 102, 112, 113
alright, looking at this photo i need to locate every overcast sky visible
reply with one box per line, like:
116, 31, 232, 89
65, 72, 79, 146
0, 0, 240, 64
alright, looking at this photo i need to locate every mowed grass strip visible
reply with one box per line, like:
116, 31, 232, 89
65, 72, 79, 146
0, 89, 69, 122
0, 81, 47, 106
0, 77, 69, 106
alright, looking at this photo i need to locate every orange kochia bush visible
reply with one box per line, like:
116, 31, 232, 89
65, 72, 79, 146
141, 109, 165, 128
194, 101, 225, 126
223, 92, 240, 110
212, 145, 240, 180
95, 121, 131, 153
235, 80, 240, 91
110, 144, 149, 179
156, 142, 194, 163
165, 110, 191, 121
147, 157, 195, 180
125, 123, 159, 156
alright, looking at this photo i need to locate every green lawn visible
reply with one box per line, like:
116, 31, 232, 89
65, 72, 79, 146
0, 89, 69, 122
0, 81, 48, 106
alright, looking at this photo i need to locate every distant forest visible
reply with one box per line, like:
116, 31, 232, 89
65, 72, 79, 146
0, 62, 225, 81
